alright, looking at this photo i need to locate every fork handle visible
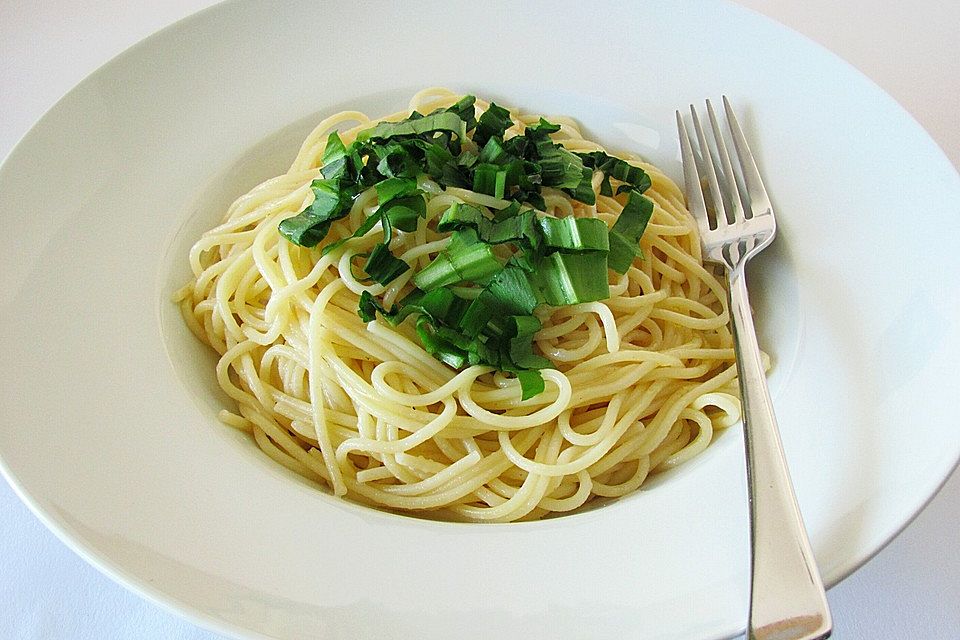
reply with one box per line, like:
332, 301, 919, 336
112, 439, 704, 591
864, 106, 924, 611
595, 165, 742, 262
727, 266, 832, 640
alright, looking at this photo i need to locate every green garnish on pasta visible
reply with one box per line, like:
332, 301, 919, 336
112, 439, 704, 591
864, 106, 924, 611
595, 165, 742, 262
177, 89, 746, 522
278, 96, 653, 399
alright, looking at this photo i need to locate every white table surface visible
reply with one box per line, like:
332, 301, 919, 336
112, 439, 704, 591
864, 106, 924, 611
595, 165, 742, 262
1, 1, 957, 638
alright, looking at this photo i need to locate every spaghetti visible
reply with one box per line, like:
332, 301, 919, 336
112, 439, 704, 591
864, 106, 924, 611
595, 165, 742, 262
174, 88, 745, 522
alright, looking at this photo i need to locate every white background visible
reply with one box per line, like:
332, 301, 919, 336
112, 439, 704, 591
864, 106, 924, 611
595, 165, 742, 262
1, 1, 957, 638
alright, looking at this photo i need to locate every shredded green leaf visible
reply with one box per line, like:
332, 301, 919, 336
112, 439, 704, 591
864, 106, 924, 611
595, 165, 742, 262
358, 290, 397, 323
444, 95, 477, 132
277, 177, 353, 247
363, 242, 409, 285
412, 232, 502, 291
375, 177, 420, 204
539, 216, 609, 253
415, 316, 468, 369
472, 163, 508, 199
473, 102, 513, 147
357, 112, 466, 143
534, 137, 585, 190
380, 194, 425, 234
578, 150, 652, 196
514, 369, 546, 400
437, 202, 491, 236
607, 190, 654, 274
535, 251, 611, 306
486, 266, 538, 316
318, 132, 352, 181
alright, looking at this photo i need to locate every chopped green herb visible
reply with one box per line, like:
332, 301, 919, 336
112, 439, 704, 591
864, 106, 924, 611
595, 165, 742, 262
415, 316, 468, 369
443, 95, 478, 131
534, 137, 585, 190
539, 216, 609, 253
485, 266, 538, 316
357, 112, 466, 143
578, 150, 652, 196
437, 202, 491, 236
375, 177, 420, 204
514, 369, 546, 401
473, 102, 513, 147
277, 177, 353, 247
363, 242, 409, 285
412, 232, 502, 291
535, 251, 611, 306
318, 132, 352, 182
472, 163, 508, 199
380, 194, 425, 235
607, 190, 654, 274
358, 290, 397, 323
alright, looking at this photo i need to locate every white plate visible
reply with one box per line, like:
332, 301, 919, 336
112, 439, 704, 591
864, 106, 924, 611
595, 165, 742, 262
1, 1, 958, 639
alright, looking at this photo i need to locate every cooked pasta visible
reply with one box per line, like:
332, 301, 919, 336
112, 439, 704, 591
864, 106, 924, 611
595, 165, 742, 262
174, 88, 746, 522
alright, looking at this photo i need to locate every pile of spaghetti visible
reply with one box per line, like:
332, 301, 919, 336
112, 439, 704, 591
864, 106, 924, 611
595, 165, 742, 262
175, 88, 743, 522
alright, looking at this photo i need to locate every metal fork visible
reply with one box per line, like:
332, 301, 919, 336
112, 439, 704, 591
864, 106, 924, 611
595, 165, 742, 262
677, 99, 832, 640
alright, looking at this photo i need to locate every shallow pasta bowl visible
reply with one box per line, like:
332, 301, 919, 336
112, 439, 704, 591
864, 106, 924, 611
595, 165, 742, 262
1, 1, 958, 639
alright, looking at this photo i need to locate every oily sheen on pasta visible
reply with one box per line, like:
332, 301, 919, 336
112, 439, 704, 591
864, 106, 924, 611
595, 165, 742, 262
175, 88, 743, 522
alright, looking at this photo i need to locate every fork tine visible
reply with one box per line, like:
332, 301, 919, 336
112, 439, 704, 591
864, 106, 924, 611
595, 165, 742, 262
676, 110, 710, 233
722, 96, 772, 215
689, 104, 728, 228
706, 99, 747, 223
